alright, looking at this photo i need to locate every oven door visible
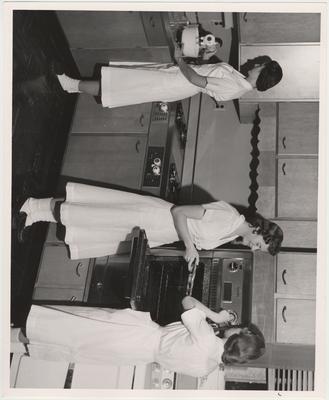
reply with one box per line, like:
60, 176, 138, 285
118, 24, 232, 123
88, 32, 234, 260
144, 256, 211, 326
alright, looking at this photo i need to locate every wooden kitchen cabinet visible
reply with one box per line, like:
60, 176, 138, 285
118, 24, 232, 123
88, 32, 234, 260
70, 95, 152, 135
56, 11, 148, 49
140, 12, 168, 46
271, 220, 317, 249
277, 158, 318, 218
278, 103, 319, 155
239, 13, 320, 44
33, 245, 90, 302
275, 252, 316, 346
275, 298, 315, 345
62, 135, 147, 189
276, 253, 317, 297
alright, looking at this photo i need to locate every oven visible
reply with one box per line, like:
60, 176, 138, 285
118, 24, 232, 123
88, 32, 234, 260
87, 229, 253, 327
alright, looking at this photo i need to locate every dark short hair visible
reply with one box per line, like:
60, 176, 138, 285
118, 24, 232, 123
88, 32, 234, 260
221, 323, 265, 365
246, 214, 284, 255
256, 60, 283, 91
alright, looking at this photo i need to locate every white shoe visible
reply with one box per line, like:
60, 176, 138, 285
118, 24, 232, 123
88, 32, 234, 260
20, 197, 35, 215
56, 73, 81, 93
19, 198, 35, 227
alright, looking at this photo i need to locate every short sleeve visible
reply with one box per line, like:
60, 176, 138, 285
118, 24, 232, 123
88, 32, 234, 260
202, 201, 240, 222
181, 308, 214, 344
202, 63, 252, 102
186, 201, 244, 250
203, 79, 226, 102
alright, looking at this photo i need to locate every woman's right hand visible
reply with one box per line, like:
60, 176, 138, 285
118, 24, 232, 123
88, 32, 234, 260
184, 245, 199, 271
174, 44, 184, 61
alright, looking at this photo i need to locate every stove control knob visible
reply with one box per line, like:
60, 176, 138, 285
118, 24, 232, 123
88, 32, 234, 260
162, 378, 173, 389
152, 378, 160, 388
152, 362, 161, 372
227, 261, 239, 272
152, 165, 161, 176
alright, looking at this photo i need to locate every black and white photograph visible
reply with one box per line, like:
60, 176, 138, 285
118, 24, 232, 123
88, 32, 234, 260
2, 2, 327, 397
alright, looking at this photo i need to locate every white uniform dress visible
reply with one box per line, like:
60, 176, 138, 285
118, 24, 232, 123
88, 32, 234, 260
101, 62, 252, 108
60, 182, 245, 259
26, 306, 223, 378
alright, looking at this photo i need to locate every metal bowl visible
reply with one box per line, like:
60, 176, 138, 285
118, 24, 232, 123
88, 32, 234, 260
181, 25, 200, 58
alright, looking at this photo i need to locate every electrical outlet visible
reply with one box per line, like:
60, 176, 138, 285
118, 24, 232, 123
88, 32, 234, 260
210, 19, 223, 28
215, 103, 226, 111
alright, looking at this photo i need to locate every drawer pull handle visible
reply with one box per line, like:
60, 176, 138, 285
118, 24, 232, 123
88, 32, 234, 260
281, 162, 286, 176
70, 296, 77, 302
282, 136, 287, 149
75, 262, 83, 277
243, 12, 248, 22
139, 113, 145, 127
281, 269, 287, 285
282, 306, 287, 323
135, 140, 141, 153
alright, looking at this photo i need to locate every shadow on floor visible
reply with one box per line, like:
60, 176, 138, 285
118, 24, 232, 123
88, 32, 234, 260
11, 10, 79, 326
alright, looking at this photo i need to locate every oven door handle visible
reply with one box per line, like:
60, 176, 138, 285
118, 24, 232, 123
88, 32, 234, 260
125, 230, 148, 310
186, 261, 197, 296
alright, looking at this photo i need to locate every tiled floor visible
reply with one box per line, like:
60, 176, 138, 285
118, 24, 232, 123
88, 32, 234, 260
11, 10, 78, 325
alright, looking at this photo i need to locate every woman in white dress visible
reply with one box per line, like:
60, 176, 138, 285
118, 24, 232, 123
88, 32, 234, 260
55, 49, 283, 108
19, 182, 283, 269
24, 296, 265, 377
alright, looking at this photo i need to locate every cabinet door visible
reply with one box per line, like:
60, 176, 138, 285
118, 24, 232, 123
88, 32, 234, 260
239, 13, 320, 43
276, 299, 315, 344
272, 220, 317, 249
33, 245, 90, 301
277, 158, 318, 218
71, 47, 171, 77
62, 136, 147, 189
240, 45, 320, 101
278, 103, 319, 155
141, 12, 168, 46
276, 253, 317, 297
56, 11, 148, 48
71, 95, 152, 134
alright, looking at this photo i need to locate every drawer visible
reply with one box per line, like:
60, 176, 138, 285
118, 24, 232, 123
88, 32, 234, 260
276, 298, 315, 345
70, 95, 152, 134
276, 253, 317, 297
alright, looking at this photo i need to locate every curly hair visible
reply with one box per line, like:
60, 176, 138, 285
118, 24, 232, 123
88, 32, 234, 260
245, 214, 284, 256
240, 55, 283, 92
221, 323, 266, 365
256, 59, 283, 91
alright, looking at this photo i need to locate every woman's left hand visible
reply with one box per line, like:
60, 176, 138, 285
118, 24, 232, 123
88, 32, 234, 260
215, 310, 233, 324
184, 245, 199, 271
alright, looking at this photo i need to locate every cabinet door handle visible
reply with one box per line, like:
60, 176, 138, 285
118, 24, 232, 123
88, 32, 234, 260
243, 12, 248, 22
135, 140, 141, 153
282, 136, 287, 149
75, 262, 83, 277
70, 296, 77, 302
281, 162, 286, 176
281, 305, 287, 323
139, 113, 145, 127
281, 269, 287, 285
